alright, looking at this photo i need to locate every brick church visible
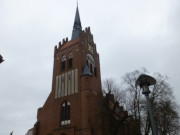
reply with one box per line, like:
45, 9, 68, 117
26, 5, 138, 135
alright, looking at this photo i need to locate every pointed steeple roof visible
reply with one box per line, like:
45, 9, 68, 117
71, 5, 82, 40
81, 64, 92, 76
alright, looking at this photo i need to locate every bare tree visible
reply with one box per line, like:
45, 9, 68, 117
102, 69, 180, 135
121, 69, 180, 135
121, 68, 148, 135
103, 78, 127, 108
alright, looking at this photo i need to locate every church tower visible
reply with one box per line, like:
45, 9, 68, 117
33, 5, 102, 135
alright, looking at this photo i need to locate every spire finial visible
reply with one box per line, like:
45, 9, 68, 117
77, 0, 78, 6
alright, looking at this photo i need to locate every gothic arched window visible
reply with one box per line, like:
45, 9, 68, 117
68, 52, 73, 69
61, 55, 66, 71
61, 101, 70, 125
87, 54, 96, 76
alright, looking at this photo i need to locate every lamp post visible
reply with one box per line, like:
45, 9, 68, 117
135, 74, 158, 135
10, 131, 13, 135
0, 54, 4, 64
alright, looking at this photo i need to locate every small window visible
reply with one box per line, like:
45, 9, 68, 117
62, 61, 66, 71
94, 67, 97, 77
61, 56, 66, 71
68, 52, 73, 69
90, 64, 92, 73
68, 58, 72, 69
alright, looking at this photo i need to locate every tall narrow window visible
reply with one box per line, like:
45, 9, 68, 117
61, 101, 70, 125
62, 104, 65, 121
87, 60, 89, 67
62, 61, 66, 71
68, 52, 73, 69
94, 67, 97, 77
90, 63, 93, 73
68, 58, 72, 68
87, 54, 96, 76
61, 56, 66, 71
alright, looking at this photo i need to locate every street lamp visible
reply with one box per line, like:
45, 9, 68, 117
135, 74, 158, 135
10, 131, 13, 135
0, 54, 4, 64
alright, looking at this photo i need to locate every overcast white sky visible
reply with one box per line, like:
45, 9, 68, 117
0, 0, 180, 134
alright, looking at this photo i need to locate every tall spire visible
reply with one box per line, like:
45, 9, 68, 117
71, 5, 82, 40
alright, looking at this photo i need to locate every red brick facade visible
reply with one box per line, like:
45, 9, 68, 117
33, 27, 103, 135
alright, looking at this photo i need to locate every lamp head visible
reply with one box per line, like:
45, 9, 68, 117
0, 55, 4, 63
135, 74, 156, 94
